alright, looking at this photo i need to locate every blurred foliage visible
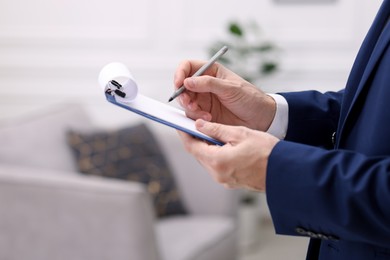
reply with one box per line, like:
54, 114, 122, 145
209, 21, 281, 84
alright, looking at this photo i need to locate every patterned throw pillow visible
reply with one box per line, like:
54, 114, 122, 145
66, 123, 187, 218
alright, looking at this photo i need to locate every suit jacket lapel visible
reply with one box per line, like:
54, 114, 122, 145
348, 21, 390, 109
337, 1, 390, 145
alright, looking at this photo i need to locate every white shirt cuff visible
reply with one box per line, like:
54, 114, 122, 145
266, 93, 289, 140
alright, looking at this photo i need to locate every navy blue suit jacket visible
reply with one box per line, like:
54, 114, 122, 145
266, 1, 390, 259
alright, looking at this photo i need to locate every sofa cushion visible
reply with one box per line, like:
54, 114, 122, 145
66, 123, 187, 218
0, 103, 92, 172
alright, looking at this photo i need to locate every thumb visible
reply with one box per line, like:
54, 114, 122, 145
196, 119, 241, 144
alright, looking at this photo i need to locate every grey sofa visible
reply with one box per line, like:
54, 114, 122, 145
0, 104, 238, 260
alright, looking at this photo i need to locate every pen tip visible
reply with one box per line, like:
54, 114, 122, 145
168, 97, 173, 103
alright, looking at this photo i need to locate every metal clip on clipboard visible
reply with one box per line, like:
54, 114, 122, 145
105, 80, 126, 98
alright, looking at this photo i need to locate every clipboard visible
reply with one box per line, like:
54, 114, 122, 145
99, 62, 224, 146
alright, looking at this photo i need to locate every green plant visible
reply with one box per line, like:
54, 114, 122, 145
209, 20, 280, 84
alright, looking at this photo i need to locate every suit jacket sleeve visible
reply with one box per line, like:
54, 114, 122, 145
280, 90, 343, 149
266, 0, 390, 249
266, 91, 390, 248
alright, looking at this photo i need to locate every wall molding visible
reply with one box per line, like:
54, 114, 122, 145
0, 0, 382, 121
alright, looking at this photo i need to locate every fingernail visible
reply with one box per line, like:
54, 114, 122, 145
203, 114, 212, 121
196, 119, 206, 128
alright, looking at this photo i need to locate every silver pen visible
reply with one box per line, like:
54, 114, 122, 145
168, 45, 228, 102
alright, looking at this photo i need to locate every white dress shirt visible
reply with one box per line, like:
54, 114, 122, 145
266, 94, 289, 140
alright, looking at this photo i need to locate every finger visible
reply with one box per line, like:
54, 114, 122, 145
184, 76, 238, 97
174, 60, 221, 88
174, 60, 212, 88
180, 91, 196, 111
172, 89, 211, 121
176, 89, 198, 111
173, 60, 191, 89
177, 130, 233, 184
195, 119, 243, 144
176, 130, 213, 158
176, 130, 194, 147
176, 91, 190, 108
177, 92, 210, 120
185, 110, 212, 121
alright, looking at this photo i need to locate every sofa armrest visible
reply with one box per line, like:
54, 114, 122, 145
0, 164, 160, 260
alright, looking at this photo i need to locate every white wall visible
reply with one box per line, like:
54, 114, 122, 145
0, 0, 382, 127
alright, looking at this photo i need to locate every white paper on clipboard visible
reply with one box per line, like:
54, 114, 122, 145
99, 62, 224, 146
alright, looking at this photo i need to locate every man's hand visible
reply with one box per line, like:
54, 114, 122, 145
174, 60, 276, 132
177, 120, 279, 192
